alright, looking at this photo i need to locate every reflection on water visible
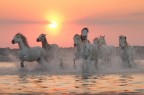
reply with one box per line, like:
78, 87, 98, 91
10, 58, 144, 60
0, 62, 144, 94
0, 74, 144, 94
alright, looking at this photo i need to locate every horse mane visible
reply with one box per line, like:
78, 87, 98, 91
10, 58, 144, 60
40, 33, 47, 40
74, 34, 81, 40
74, 34, 80, 37
16, 33, 30, 47
126, 41, 129, 46
42, 34, 49, 48
41, 33, 46, 37
93, 37, 99, 41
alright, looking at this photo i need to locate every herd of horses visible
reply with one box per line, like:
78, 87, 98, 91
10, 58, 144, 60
11, 31, 135, 72
73, 34, 135, 71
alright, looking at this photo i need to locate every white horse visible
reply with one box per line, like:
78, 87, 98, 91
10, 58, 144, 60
93, 36, 115, 63
73, 34, 99, 70
119, 35, 135, 68
36, 33, 59, 61
11, 33, 48, 68
73, 34, 82, 69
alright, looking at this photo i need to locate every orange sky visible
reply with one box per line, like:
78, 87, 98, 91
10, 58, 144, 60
0, 0, 144, 48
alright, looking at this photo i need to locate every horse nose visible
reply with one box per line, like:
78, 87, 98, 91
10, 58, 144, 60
82, 36, 87, 40
11, 40, 15, 44
36, 39, 39, 42
84, 36, 87, 40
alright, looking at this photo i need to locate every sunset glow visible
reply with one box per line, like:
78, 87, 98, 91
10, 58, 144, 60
0, 0, 143, 48
48, 21, 57, 29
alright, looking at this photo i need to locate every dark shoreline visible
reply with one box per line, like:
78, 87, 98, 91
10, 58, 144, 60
0, 46, 144, 62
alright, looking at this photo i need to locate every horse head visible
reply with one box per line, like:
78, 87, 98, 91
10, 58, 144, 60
119, 35, 127, 49
81, 28, 89, 41
11, 33, 29, 47
73, 34, 81, 47
99, 35, 106, 45
36, 33, 47, 42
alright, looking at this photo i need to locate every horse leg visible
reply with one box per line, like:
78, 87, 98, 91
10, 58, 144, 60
101, 57, 105, 64
127, 56, 131, 68
94, 59, 98, 69
86, 60, 90, 73
73, 58, 76, 69
129, 53, 136, 67
60, 62, 63, 69
37, 58, 42, 64
20, 57, 24, 68
128, 60, 131, 68
107, 57, 111, 64
21, 62, 24, 68
82, 60, 87, 74
44, 56, 49, 62
60, 58, 64, 69
124, 54, 131, 68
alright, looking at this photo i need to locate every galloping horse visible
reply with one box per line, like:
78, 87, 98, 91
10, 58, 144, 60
73, 34, 99, 70
93, 36, 115, 64
36, 33, 59, 61
119, 35, 135, 67
11, 33, 47, 68
73, 34, 82, 69
99, 35, 115, 55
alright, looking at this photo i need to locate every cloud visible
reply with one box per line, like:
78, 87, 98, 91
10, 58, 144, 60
128, 11, 144, 16
0, 19, 48, 24
74, 15, 144, 25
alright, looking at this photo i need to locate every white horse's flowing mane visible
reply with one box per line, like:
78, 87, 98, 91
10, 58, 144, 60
15, 33, 30, 47
93, 37, 99, 42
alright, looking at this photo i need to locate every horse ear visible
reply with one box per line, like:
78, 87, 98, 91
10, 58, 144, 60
125, 37, 126, 39
44, 34, 47, 36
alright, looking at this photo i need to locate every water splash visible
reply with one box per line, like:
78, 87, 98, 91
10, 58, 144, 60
0, 48, 143, 75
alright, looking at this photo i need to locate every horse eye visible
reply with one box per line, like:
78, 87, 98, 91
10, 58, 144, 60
17, 37, 19, 38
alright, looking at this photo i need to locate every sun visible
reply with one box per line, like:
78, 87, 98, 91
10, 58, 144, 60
45, 20, 59, 36
44, 13, 64, 36
48, 21, 57, 29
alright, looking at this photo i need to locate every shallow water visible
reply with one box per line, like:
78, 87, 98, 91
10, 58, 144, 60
0, 61, 144, 95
